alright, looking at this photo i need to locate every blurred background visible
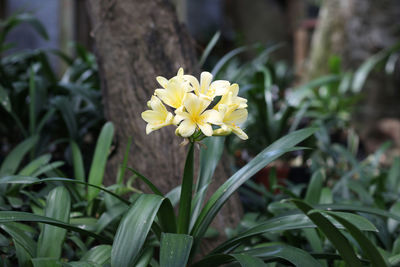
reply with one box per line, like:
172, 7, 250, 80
2, 0, 399, 158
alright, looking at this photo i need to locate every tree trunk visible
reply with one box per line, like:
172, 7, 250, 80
307, 0, 400, 129
85, 0, 242, 254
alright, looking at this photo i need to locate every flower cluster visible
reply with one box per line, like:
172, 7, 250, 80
141, 68, 248, 140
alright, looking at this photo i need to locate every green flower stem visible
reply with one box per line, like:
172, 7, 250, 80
177, 141, 195, 234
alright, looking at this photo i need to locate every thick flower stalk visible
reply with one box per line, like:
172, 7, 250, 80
141, 68, 249, 141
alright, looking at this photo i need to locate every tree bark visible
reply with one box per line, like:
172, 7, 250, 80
85, 0, 242, 254
306, 0, 400, 127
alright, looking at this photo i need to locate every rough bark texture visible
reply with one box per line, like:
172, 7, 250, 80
307, 0, 400, 128
85, 0, 242, 254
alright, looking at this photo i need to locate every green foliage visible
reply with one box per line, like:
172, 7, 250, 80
0, 13, 104, 179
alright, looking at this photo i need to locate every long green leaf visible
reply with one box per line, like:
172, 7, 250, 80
128, 167, 163, 196
315, 204, 400, 221
0, 176, 129, 205
177, 143, 194, 234
211, 46, 249, 76
166, 185, 181, 207
199, 31, 221, 68
0, 211, 110, 243
0, 222, 36, 257
195, 244, 320, 267
37, 186, 71, 258
287, 75, 340, 106
82, 245, 111, 265
117, 137, 132, 185
238, 243, 322, 267
160, 233, 193, 267
322, 211, 388, 267
0, 135, 38, 175
387, 156, 400, 193
29, 68, 36, 136
70, 141, 85, 182
18, 154, 51, 176
232, 254, 268, 267
87, 122, 114, 203
6, 13, 49, 40
352, 43, 400, 93
191, 137, 225, 230
31, 161, 64, 177
0, 85, 11, 113
52, 96, 78, 139
95, 204, 128, 234
135, 247, 154, 267
191, 128, 316, 244
291, 200, 362, 266
32, 258, 62, 267
305, 169, 325, 204
111, 194, 174, 267
212, 211, 376, 254
14, 240, 32, 267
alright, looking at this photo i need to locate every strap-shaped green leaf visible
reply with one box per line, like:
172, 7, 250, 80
111, 194, 176, 267
236, 243, 322, 267
0, 176, 129, 205
177, 143, 194, 234
0, 135, 38, 175
160, 233, 193, 267
305, 169, 325, 204
231, 253, 268, 267
0, 211, 110, 243
191, 128, 316, 245
82, 245, 111, 265
0, 222, 36, 257
292, 200, 362, 266
37, 186, 70, 258
32, 257, 61, 267
191, 137, 225, 231
195, 244, 319, 267
321, 211, 388, 267
87, 122, 114, 203
70, 141, 85, 182
128, 167, 163, 196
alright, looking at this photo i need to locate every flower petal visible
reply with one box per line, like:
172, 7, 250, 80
156, 76, 168, 88
146, 124, 156, 134
213, 127, 232, 136
226, 109, 248, 125
200, 72, 213, 95
231, 125, 248, 140
141, 110, 163, 124
210, 80, 230, 96
177, 119, 196, 137
184, 75, 200, 93
184, 93, 210, 116
201, 109, 222, 125
173, 111, 190, 125
230, 83, 239, 96
149, 96, 167, 113
198, 122, 213, 136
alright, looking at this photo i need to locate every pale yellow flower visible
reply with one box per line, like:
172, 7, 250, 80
214, 104, 248, 140
184, 71, 230, 101
141, 96, 174, 134
154, 68, 191, 109
214, 83, 247, 111
174, 93, 222, 137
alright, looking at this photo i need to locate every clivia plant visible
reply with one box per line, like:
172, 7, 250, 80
0, 68, 319, 266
